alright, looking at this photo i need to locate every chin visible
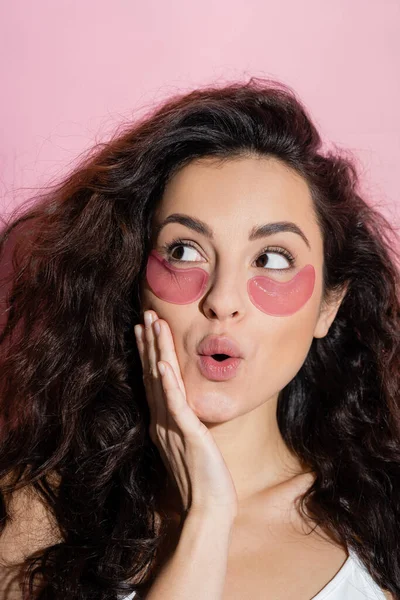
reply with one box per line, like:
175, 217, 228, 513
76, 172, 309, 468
186, 388, 240, 423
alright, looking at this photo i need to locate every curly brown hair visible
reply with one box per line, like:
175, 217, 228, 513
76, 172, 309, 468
0, 77, 399, 599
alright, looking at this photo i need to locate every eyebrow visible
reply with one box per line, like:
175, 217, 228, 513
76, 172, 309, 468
154, 213, 311, 250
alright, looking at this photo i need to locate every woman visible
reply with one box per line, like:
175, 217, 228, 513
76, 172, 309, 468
0, 77, 398, 599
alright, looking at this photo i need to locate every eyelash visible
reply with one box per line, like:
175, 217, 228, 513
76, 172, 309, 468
161, 237, 296, 272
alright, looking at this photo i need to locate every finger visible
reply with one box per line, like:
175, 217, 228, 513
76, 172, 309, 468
158, 360, 206, 440
144, 311, 167, 428
134, 323, 147, 376
134, 324, 158, 428
154, 318, 185, 395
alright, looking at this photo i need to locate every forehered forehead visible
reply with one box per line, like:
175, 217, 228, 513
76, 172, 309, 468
146, 250, 315, 315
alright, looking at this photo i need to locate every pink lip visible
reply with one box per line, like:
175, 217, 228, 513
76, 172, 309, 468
197, 355, 242, 381
197, 335, 243, 358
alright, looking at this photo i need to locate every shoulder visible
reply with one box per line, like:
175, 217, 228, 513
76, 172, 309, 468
0, 475, 62, 566
0, 476, 62, 598
383, 592, 393, 600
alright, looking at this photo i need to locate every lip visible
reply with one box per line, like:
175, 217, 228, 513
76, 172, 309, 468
196, 335, 243, 359
197, 355, 242, 381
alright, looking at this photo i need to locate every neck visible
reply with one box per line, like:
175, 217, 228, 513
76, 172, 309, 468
156, 394, 310, 519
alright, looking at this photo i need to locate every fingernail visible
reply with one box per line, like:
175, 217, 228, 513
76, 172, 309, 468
153, 320, 161, 336
158, 362, 165, 376
134, 325, 143, 340
144, 311, 153, 327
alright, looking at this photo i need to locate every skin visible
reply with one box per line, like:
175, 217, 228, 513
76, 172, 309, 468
139, 154, 347, 514
137, 155, 393, 598
146, 248, 316, 315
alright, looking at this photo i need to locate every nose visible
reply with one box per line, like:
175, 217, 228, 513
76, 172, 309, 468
200, 262, 246, 322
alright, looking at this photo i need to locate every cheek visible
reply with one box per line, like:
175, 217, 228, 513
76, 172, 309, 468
146, 250, 209, 304
146, 250, 315, 316
248, 264, 315, 316
254, 316, 315, 393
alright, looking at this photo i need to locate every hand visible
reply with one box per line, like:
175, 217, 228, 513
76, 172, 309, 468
134, 310, 238, 520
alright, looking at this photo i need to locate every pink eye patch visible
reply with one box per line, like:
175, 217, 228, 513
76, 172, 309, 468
146, 250, 315, 316
247, 264, 315, 316
146, 250, 209, 305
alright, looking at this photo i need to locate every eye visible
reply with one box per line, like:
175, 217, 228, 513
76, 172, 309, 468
168, 241, 202, 263
161, 238, 296, 272
255, 247, 295, 271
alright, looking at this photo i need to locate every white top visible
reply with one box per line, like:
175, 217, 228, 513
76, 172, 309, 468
120, 548, 387, 600
311, 548, 386, 599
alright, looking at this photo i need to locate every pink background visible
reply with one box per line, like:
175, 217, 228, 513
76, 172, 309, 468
0, 0, 399, 225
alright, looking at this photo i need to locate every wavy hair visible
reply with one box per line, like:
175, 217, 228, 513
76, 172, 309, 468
0, 77, 399, 599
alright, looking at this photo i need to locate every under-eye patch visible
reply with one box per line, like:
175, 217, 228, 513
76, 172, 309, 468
145, 250, 208, 304
247, 264, 315, 316
146, 250, 315, 315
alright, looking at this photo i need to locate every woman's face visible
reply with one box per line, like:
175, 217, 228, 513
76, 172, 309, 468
140, 155, 339, 423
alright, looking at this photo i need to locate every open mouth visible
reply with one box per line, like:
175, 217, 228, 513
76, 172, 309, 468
210, 354, 231, 362
197, 353, 242, 381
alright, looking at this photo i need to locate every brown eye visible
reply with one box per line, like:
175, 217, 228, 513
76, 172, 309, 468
255, 248, 295, 271
165, 239, 203, 263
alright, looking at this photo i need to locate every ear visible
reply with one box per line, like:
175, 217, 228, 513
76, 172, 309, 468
313, 283, 349, 339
